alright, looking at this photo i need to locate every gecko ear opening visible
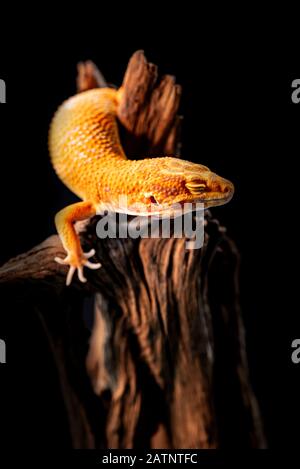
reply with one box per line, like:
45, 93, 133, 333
144, 191, 160, 205
149, 195, 160, 205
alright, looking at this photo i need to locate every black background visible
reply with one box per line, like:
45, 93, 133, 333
0, 8, 299, 459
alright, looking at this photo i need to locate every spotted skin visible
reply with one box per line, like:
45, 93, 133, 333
49, 88, 234, 285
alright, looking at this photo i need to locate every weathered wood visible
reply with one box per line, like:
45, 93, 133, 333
118, 51, 182, 157
0, 51, 266, 449
77, 51, 182, 158
77, 60, 107, 92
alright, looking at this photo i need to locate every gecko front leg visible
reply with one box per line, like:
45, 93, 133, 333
54, 201, 101, 285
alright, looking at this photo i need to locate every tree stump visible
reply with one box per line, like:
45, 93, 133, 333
0, 51, 266, 449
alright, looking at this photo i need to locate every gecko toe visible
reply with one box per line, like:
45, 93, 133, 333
55, 256, 68, 265
84, 260, 101, 270
77, 266, 87, 283
66, 265, 76, 286
55, 250, 100, 285
84, 249, 96, 259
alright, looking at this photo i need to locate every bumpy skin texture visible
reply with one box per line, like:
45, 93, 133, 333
49, 88, 234, 285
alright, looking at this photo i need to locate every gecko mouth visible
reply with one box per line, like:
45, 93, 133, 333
115, 183, 234, 216
178, 187, 234, 209
202, 189, 234, 207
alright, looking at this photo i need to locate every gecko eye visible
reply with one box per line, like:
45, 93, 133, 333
185, 181, 206, 194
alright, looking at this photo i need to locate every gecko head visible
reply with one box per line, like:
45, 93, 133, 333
182, 164, 235, 208
138, 157, 234, 214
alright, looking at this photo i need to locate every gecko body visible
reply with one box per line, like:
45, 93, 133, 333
49, 87, 234, 285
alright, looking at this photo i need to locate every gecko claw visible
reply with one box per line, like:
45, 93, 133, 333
54, 249, 101, 285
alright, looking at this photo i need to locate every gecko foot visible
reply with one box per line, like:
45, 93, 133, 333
54, 248, 101, 286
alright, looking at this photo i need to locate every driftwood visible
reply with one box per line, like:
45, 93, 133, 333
0, 51, 266, 448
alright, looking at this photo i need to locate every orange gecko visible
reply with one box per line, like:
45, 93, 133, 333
49, 87, 234, 285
